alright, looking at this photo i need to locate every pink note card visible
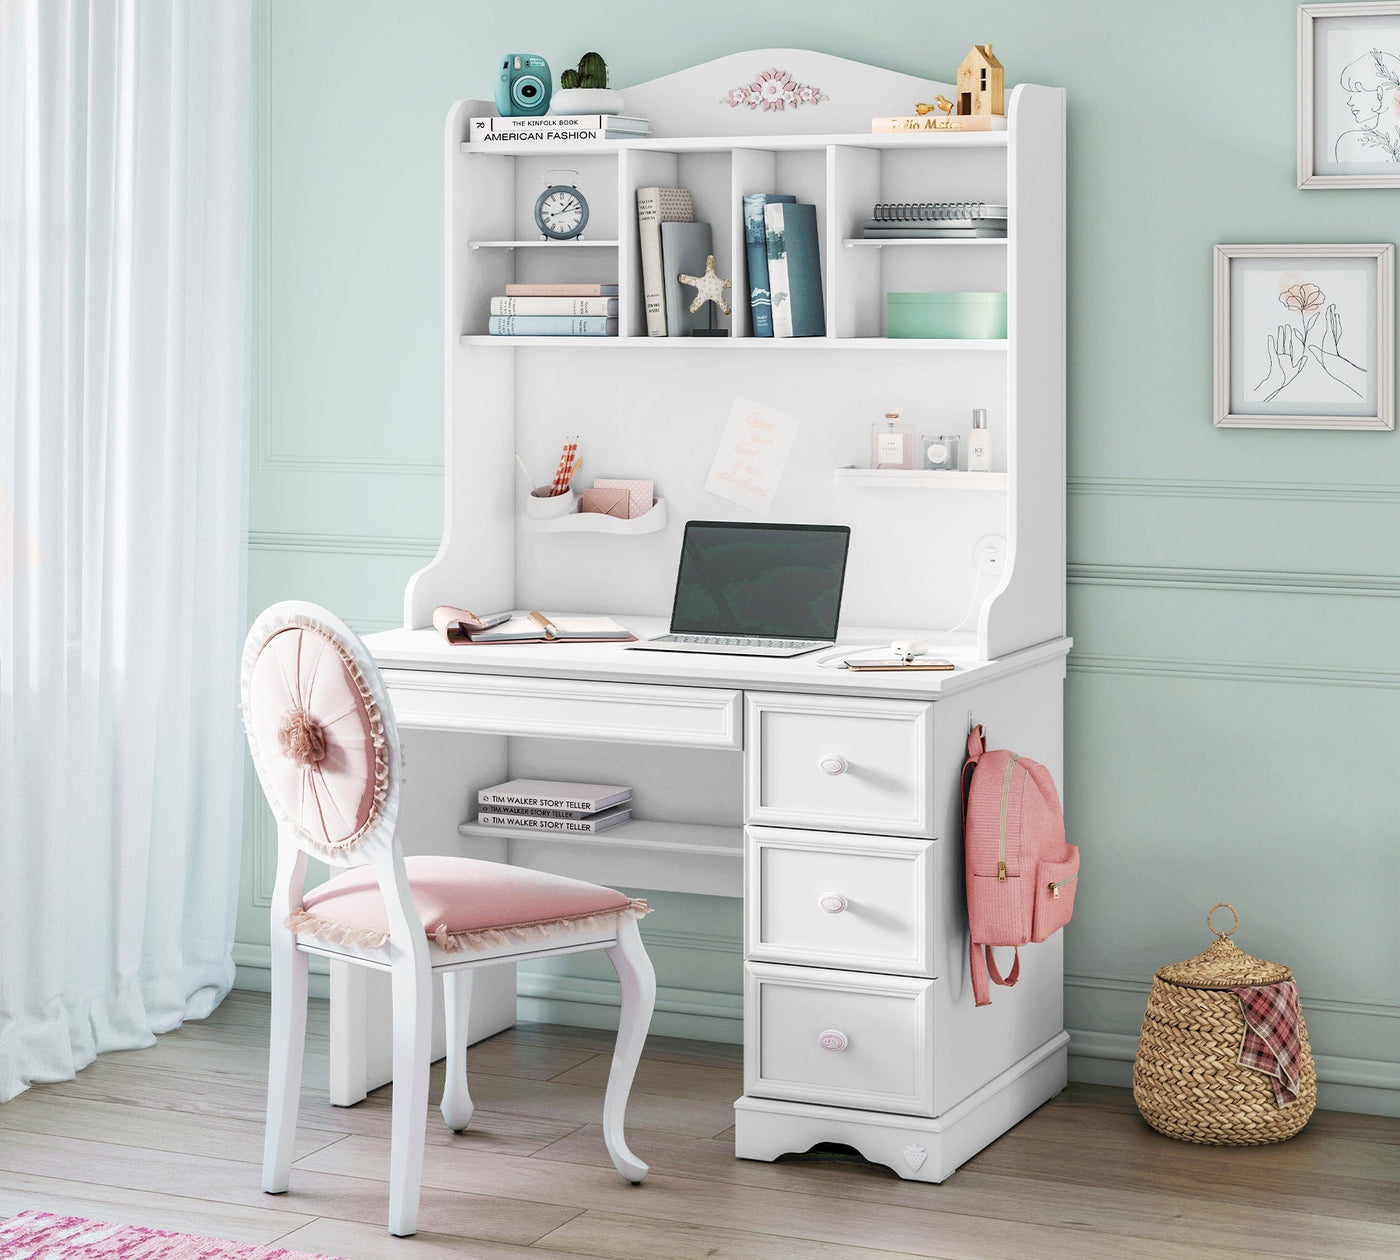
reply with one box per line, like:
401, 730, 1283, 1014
593, 478, 653, 518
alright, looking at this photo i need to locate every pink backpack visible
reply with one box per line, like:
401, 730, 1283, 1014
961, 725, 1079, 1006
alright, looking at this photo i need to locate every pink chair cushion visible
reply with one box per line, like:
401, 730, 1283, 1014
248, 626, 379, 850
293, 855, 645, 952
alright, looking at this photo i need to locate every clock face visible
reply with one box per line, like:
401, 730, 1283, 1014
536, 186, 588, 239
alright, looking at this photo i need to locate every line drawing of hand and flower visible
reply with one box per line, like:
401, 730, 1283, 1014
1334, 47, 1400, 163
1255, 281, 1366, 402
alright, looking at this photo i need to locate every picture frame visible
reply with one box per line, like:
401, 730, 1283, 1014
1213, 244, 1394, 429
1299, 2, 1400, 187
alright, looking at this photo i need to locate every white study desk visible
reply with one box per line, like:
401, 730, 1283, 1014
341, 618, 1072, 1182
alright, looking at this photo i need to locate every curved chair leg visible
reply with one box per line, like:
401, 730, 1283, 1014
440, 968, 475, 1132
387, 953, 433, 1237
602, 915, 656, 1183
263, 921, 309, 1194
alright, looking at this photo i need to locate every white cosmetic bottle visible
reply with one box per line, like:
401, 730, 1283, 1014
967, 408, 992, 471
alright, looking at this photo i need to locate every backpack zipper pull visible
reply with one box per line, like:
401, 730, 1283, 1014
997, 861, 1007, 882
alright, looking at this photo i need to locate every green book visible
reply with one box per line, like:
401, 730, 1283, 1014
764, 202, 825, 338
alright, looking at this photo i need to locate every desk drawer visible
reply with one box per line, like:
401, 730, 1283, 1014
744, 693, 934, 836
745, 962, 934, 1116
383, 671, 742, 749
745, 827, 934, 977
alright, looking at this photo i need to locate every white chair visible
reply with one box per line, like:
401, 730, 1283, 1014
240, 601, 656, 1236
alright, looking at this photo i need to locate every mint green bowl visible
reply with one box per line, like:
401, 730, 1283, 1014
886, 292, 1008, 339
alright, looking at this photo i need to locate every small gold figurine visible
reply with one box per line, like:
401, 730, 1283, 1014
915, 96, 956, 116
678, 254, 732, 316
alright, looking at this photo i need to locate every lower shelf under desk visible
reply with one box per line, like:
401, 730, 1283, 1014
457, 818, 742, 898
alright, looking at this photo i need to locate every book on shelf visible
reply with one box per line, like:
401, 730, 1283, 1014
741, 193, 795, 338
475, 804, 633, 833
636, 187, 693, 336
504, 282, 618, 297
479, 779, 631, 812
490, 295, 619, 316
475, 801, 598, 821
660, 220, 714, 336
432, 608, 635, 644
871, 115, 1007, 133
764, 202, 825, 338
488, 315, 618, 337
869, 202, 1006, 222
469, 115, 650, 143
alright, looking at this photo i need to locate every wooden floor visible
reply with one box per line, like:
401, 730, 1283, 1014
0, 992, 1396, 1259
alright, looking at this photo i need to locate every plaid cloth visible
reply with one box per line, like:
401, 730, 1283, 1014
1231, 980, 1302, 1107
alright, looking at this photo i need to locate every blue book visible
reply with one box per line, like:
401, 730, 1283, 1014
488, 315, 618, 336
742, 194, 795, 337
764, 202, 825, 338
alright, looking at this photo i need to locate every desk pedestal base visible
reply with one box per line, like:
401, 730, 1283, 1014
732, 1031, 1068, 1182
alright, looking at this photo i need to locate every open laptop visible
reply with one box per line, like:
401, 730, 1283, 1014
629, 520, 850, 658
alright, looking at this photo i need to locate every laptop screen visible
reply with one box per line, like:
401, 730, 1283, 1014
669, 521, 851, 640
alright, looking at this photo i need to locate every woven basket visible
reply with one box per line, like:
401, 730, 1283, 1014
1133, 903, 1315, 1145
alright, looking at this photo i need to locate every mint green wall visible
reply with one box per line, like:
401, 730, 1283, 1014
243, 1, 1399, 1111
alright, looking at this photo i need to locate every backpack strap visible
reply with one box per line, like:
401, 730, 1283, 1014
966, 724, 985, 760
969, 941, 1020, 1007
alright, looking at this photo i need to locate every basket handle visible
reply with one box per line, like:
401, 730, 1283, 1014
1207, 902, 1239, 939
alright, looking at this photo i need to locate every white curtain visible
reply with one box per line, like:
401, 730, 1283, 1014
0, 0, 253, 1100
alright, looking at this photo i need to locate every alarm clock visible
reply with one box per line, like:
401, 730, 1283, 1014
535, 170, 589, 241
495, 53, 552, 117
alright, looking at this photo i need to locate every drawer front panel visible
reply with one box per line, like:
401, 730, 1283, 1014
745, 693, 934, 836
745, 963, 934, 1116
746, 827, 935, 976
383, 671, 742, 749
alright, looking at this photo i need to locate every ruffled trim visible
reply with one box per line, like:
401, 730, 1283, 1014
241, 609, 391, 860
285, 898, 651, 954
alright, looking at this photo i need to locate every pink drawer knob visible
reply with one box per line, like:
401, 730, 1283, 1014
819, 754, 847, 776
818, 892, 848, 914
817, 1029, 849, 1052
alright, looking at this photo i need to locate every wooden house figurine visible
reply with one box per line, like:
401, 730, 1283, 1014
957, 44, 1004, 116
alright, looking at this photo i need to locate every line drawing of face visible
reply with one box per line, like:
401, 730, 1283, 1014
1340, 47, 1400, 129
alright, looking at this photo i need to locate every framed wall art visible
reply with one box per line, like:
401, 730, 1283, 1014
1213, 244, 1394, 429
1299, 3, 1400, 187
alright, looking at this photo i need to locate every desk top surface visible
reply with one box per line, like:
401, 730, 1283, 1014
365, 617, 1071, 701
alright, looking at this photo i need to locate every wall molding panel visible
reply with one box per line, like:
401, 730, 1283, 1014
1067, 652, 1400, 691
1069, 563, 1400, 599
248, 530, 439, 558
1070, 475, 1400, 505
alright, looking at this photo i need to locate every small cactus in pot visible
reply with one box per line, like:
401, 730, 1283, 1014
560, 52, 609, 91
553, 52, 624, 115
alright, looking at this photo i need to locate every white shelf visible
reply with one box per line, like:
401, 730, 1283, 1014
462, 335, 1007, 351
461, 131, 1008, 156
833, 468, 1008, 490
522, 498, 668, 534
468, 239, 620, 249
842, 237, 1007, 248
457, 817, 742, 859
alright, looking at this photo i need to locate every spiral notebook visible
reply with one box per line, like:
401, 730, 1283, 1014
869, 202, 1007, 222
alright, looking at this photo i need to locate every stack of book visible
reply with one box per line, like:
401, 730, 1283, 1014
743, 194, 825, 337
470, 114, 651, 144
488, 283, 619, 337
475, 779, 632, 833
861, 202, 1007, 240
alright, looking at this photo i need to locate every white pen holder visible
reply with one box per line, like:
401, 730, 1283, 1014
524, 486, 579, 520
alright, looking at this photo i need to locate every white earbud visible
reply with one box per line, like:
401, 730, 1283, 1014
890, 639, 928, 665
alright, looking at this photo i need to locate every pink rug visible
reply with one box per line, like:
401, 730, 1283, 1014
0, 1212, 338, 1259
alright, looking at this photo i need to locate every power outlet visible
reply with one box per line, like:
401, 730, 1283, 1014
974, 534, 1007, 574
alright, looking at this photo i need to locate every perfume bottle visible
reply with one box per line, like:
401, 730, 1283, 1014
967, 408, 993, 471
871, 408, 915, 470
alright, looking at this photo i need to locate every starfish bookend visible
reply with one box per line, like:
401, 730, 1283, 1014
678, 254, 733, 316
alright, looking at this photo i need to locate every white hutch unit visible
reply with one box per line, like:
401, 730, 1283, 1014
357, 50, 1069, 1183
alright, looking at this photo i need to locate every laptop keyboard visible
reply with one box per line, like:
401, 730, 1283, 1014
652, 634, 819, 649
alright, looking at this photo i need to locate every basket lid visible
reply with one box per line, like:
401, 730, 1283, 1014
1154, 903, 1293, 989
